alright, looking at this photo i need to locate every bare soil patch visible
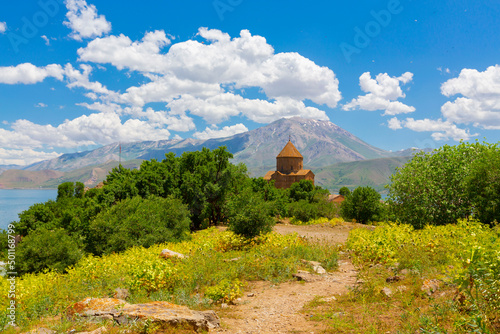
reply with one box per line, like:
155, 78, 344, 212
211, 222, 369, 334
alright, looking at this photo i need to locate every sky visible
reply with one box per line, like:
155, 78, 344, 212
1, 0, 500, 165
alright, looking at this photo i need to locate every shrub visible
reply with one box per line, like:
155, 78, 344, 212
88, 196, 191, 255
340, 186, 381, 224
387, 141, 497, 228
228, 190, 275, 238
16, 228, 83, 274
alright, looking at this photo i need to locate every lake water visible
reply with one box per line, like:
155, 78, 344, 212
0, 189, 57, 231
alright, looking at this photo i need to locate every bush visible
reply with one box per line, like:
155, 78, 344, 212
88, 196, 191, 255
340, 186, 381, 224
387, 141, 497, 228
228, 190, 275, 238
16, 228, 83, 274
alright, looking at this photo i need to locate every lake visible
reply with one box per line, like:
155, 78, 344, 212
0, 189, 58, 231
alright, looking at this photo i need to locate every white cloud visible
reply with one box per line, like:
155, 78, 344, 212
193, 124, 249, 140
440, 65, 500, 129
64, 64, 118, 98
387, 117, 402, 130
35, 103, 48, 108
0, 148, 61, 166
64, 0, 111, 41
78, 31, 171, 72
41, 35, 50, 45
78, 28, 341, 121
398, 118, 476, 141
0, 63, 64, 84
0, 22, 6, 34
343, 72, 415, 116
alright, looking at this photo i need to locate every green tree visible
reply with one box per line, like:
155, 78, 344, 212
339, 187, 351, 197
387, 141, 494, 228
340, 186, 381, 224
289, 180, 315, 202
467, 146, 500, 225
57, 182, 75, 201
88, 196, 191, 255
16, 228, 83, 274
227, 189, 275, 238
74, 182, 85, 199
15, 201, 57, 236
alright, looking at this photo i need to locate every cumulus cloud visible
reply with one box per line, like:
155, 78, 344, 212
0, 22, 6, 34
78, 28, 342, 122
389, 117, 476, 141
41, 35, 50, 45
193, 124, 249, 140
0, 63, 64, 84
343, 72, 415, 116
440, 65, 500, 129
64, 0, 111, 41
0, 148, 61, 166
387, 117, 402, 130
35, 103, 48, 108
0, 112, 172, 151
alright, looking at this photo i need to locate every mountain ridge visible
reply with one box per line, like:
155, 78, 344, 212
24, 117, 394, 172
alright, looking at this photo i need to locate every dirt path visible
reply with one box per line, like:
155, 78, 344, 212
212, 223, 365, 334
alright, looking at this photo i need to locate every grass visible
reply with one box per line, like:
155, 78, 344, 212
303, 220, 500, 333
0, 227, 339, 333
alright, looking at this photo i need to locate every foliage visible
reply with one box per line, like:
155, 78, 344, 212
339, 186, 351, 197
88, 196, 191, 255
467, 147, 500, 225
340, 186, 381, 224
387, 141, 498, 228
56, 182, 74, 201
0, 228, 338, 330
227, 189, 275, 238
16, 228, 84, 274
346, 220, 500, 332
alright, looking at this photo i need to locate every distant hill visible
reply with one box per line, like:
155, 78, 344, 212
0, 160, 143, 189
314, 156, 411, 194
4, 117, 424, 191
24, 117, 393, 173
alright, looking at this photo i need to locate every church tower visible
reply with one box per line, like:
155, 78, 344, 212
264, 139, 314, 189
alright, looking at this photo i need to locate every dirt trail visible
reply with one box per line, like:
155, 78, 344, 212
212, 223, 365, 334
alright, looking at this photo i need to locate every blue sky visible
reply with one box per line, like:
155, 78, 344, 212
1, 0, 500, 165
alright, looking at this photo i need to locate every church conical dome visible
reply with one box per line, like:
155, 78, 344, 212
277, 140, 303, 158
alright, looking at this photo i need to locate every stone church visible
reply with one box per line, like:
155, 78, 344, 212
264, 140, 315, 189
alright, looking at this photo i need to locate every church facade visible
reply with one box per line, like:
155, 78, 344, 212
263, 140, 315, 189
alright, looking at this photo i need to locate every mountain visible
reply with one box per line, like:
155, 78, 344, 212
314, 156, 411, 194
25, 117, 392, 173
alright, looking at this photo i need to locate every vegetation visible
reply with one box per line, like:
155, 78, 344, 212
0, 228, 338, 331
387, 141, 499, 228
340, 186, 382, 224
303, 220, 500, 333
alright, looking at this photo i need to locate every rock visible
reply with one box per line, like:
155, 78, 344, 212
160, 249, 187, 259
67, 298, 219, 331
380, 287, 393, 298
76, 326, 107, 334
24, 328, 56, 334
113, 288, 129, 300
386, 275, 403, 283
319, 296, 337, 303
399, 269, 410, 276
421, 279, 441, 296
223, 257, 241, 262
300, 260, 327, 274
220, 303, 229, 309
292, 270, 319, 282
396, 285, 408, 293
247, 293, 255, 297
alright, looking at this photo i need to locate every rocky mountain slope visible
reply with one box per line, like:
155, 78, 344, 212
24, 117, 392, 172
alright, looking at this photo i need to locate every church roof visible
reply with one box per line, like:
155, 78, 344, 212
277, 140, 303, 158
